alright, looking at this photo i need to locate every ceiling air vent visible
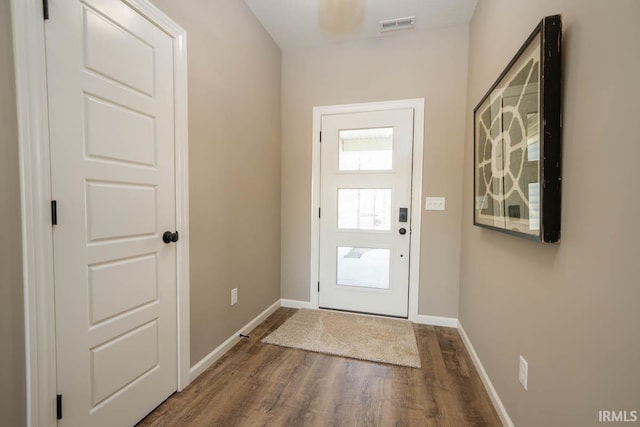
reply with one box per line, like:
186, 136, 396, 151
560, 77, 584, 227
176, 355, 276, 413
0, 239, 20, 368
379, 16, 416, 33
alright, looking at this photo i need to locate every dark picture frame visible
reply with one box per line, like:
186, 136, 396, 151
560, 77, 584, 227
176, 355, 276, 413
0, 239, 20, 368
473, 15, 562, 243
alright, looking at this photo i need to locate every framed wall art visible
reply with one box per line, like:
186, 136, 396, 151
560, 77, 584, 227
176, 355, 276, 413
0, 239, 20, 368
473, 15, 562, 243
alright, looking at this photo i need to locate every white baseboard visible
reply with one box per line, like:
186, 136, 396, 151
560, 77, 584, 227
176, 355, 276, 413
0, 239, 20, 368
458, 322, 514, 427
189, 299, 281, 382
280, 298, 314, 309
416, 314, 459, 328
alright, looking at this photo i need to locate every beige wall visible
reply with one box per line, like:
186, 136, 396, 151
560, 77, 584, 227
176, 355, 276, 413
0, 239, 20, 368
151, 0, 282, 365
0, 0, 26, 425
459, 1, 640, 426
281, 26, 469, 318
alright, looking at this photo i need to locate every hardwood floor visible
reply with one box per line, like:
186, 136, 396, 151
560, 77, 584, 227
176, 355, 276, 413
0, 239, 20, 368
137, 308, 501, 427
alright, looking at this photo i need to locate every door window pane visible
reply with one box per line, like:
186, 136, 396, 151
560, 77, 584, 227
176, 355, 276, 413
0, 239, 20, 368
337, 247, 390, 289
339, 128, 393, 171
338, 189, 391, 230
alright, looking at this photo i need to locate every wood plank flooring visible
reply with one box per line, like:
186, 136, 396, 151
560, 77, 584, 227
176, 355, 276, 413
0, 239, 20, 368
137, 308, 501, 427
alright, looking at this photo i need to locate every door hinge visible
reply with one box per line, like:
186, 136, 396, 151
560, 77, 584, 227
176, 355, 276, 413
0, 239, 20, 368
43, 0, 49, 19
51, 200, 57, 225
56, 394, 62, 420
317, 281, 320, 292
319, 131, 322, 142
318, 208, 321, 218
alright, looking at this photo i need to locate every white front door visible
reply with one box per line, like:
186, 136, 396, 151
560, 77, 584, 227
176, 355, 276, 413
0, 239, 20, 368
319, 109, 414, 318
46, 1, 178, 425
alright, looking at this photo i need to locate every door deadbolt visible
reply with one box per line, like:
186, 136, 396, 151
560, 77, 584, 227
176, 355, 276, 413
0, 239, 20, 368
399, 207, 408, 222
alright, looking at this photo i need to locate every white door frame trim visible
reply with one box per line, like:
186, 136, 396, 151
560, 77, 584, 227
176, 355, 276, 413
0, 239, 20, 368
310, 99, 424, 322
10, 1, 190, 425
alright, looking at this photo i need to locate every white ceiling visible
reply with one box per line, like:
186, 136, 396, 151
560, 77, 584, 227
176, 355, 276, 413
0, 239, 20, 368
244, 0, 478, 51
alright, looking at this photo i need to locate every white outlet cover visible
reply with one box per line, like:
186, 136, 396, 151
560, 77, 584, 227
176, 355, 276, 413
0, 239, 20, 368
231, 288, 238, 305
519, 355, 528, 390
425, 197, 445, 211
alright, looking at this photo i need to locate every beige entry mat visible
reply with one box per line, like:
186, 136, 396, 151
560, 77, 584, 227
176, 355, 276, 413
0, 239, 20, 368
262, 309, 421, 368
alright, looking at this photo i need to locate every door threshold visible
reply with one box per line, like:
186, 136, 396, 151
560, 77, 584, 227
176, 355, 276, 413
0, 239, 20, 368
318, 306, 409, 320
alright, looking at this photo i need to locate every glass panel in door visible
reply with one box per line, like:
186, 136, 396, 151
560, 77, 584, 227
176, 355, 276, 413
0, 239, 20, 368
339, 127, 393, 171
336, 247, 391, 289
337, 188, 392, 230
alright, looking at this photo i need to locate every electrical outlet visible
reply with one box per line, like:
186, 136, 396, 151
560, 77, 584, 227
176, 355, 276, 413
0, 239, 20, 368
231, 288, 238, 305
425, 197, 446, 211
519, 355, 528, 390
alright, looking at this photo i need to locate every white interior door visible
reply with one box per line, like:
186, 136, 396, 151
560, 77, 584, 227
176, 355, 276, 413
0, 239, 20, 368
46, 0, 178, 425
319, 109, 414, 318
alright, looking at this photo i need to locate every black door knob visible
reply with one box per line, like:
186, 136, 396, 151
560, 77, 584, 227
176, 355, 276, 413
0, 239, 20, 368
399, 228, 407, 235
163, 231, 179, 244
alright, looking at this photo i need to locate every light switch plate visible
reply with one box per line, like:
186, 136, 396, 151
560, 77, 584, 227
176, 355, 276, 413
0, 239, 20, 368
425, 197, 445, 211
519, 355, 528, 390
